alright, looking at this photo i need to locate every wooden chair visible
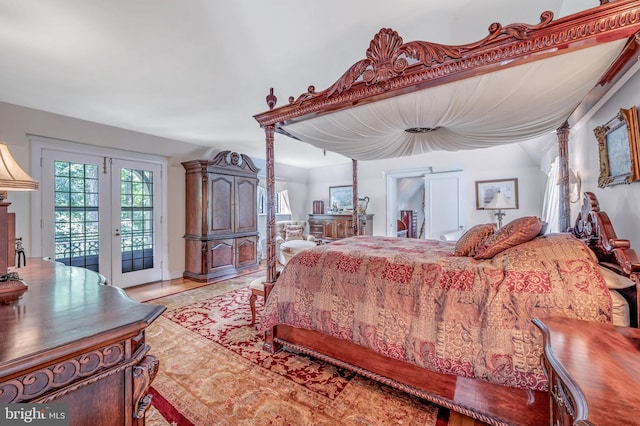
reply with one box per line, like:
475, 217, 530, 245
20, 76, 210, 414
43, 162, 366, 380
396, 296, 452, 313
249, 278, 264, 326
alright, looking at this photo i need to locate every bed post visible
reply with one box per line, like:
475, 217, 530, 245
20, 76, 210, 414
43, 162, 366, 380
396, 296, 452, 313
557, 121, 570, 232
352, 159, 358, 236
265, 89, 278, 295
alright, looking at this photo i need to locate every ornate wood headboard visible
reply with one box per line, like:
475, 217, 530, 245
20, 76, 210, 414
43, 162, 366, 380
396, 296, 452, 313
573, 191, 640, 326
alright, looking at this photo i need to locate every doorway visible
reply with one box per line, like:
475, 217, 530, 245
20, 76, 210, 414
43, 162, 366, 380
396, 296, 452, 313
385, 167, 432, 237
31, 139, 166, 288
385, 168, 461, 239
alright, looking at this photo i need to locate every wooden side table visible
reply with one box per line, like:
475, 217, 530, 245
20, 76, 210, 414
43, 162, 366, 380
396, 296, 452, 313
533, 317, 640, 425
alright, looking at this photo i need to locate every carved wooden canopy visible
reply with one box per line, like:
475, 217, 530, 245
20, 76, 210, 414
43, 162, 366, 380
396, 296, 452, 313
255, 0, 640, 150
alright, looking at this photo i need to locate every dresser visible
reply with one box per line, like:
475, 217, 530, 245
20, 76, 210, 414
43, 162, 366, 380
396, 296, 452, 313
308, 213, 373, 242
0, 259, 165, 425
533, 317, 640, 425
183, 151, 260, 281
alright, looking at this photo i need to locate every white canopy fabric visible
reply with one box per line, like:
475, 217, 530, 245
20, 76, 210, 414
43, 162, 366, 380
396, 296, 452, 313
282, 39, 627, 160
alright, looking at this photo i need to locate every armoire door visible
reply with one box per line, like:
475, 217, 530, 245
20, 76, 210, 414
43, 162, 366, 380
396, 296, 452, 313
209, 173, 235, 235
235, 176, 257, 233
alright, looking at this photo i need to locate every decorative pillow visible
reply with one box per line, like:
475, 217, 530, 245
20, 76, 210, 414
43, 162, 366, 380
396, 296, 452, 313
454, 224, 497, 256
285, 224, 304, 241
611, 289, 630, 327
474, 216, 543, 259
598, 265, 635, 289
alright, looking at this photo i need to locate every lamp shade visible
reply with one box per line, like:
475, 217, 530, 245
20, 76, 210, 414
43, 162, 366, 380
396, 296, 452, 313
485, 191, 513, 210
0, 143, 39, 192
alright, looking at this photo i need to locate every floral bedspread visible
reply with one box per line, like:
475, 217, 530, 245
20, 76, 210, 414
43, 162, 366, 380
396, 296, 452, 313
260, 234, 612, 391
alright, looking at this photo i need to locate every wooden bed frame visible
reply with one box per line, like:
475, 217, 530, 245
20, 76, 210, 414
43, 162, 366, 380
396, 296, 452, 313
253, 2, 640, 425
262, 192, 640, 425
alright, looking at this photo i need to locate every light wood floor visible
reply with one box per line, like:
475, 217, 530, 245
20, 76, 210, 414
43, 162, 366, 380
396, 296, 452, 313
124, 274, 226, 302
124, 272, 488, 426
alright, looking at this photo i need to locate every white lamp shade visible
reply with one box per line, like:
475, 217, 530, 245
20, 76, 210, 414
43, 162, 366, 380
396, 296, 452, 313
485, 191, 513, 209
0, 143, 39, 192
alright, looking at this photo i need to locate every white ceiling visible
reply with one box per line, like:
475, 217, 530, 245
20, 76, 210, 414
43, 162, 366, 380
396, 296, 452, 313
0, 0, 596, 168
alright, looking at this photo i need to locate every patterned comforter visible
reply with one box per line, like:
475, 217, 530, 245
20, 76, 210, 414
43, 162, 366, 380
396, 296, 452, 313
260, 234, 612, 391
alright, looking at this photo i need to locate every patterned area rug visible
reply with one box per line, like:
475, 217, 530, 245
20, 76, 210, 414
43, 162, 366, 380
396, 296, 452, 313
144, 271, 450, 425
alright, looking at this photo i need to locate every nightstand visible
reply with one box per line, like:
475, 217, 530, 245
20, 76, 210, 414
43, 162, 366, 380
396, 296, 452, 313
533, 317, 640, 425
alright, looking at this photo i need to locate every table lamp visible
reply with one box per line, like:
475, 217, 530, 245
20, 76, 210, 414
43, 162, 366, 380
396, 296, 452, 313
0, 143, 39, 304
485, 191, 513, 228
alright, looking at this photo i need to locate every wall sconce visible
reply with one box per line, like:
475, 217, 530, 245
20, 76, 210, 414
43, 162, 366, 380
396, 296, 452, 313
0, 143, 39, 304
485, 191, 514, 228
569, 169, 582, 203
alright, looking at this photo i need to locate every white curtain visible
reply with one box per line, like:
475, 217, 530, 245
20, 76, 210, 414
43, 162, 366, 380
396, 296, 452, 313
278, 189, 291, 215
541, 157, 560, 233
282, 41, 625, 161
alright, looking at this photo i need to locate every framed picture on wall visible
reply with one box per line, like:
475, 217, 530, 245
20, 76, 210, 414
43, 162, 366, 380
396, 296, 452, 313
475, 178, 519, 210
593, 105, 640, 188
329, 185, 353, 211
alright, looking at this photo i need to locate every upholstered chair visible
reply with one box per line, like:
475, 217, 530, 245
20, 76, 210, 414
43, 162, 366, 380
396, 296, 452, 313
275, 220, 316, 265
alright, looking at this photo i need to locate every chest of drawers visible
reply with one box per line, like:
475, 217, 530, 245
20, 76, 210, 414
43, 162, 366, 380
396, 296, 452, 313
308, 214, 373, 242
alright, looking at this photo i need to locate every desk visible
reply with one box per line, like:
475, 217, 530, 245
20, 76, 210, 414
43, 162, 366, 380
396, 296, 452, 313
533, 317, 640, 425
0, 259, 165, 425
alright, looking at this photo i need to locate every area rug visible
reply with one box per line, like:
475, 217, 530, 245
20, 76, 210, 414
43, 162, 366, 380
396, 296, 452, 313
143, 271, 450, 425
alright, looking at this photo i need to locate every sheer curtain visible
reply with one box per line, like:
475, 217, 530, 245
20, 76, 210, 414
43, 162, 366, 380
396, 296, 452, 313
541, 156, 560, 233
278, 190, 291, 215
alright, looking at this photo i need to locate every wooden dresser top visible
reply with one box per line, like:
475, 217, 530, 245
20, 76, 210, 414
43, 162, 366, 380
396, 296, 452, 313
534, 316, 640, 425
0, 259, 165, 373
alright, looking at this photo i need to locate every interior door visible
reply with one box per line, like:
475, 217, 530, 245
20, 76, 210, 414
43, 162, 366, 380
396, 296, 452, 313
424, 172, 461, 239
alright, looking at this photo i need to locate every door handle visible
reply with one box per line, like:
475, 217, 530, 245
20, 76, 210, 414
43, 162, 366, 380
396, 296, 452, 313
115, 229, 121, 236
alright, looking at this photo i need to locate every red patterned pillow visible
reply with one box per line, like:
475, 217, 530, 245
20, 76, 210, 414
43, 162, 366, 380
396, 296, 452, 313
474, 216, 543, 259
454, 224, 497, 256
285, 224, 304, 241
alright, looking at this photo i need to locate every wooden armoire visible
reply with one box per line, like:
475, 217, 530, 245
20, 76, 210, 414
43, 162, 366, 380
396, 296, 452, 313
182, 151, 259, 281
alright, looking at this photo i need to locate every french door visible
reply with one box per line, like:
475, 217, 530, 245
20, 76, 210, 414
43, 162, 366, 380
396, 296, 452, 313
41, 150, 163, 288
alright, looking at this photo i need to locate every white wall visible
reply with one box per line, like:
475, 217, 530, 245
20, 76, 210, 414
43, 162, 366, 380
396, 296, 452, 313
569, 66, 640, 250
0, 101, 208, 280
305, 144, 547, 236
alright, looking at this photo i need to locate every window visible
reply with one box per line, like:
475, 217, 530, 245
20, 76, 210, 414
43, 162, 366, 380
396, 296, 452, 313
53, 161, 100, 271
257, 186, 290, 215
277, 190, 291, 214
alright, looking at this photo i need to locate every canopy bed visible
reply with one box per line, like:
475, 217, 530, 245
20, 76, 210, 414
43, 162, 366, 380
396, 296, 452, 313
253, 1, 640, 424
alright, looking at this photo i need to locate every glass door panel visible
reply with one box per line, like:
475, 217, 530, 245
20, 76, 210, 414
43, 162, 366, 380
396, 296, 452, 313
53, 161, 100, 271
111, 159, 161, 287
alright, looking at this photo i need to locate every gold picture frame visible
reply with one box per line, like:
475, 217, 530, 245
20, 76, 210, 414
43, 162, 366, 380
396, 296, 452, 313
329, 185, 353, 212
594, 106, 640, 188
475, 178, 518, 210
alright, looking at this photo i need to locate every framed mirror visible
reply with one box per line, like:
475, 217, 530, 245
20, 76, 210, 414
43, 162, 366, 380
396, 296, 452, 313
594, 106, 640, 188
